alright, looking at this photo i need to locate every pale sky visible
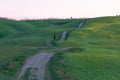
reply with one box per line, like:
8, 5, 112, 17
0, 0, 120, 20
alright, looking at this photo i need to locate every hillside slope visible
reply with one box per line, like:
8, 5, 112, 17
0, 18, 81, 79
49, 16, 120, 80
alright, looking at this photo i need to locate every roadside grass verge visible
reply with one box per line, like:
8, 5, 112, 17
49, 48, 120, 80
63, 52, 120, 80
0, 45, 40, 79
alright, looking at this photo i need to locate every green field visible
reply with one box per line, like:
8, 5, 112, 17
0, 18, 81, 79
49, 16, 120, 80
0, 16, 120, 80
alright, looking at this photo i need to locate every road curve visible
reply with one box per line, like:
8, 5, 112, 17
17, 52, 54, 80
60, 20, 86, 41
78, 20, 86, 28
17, 20, 87, 80
60, 31, 67, 41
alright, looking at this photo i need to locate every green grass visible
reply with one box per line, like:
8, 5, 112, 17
63, 53, 120, 80
50, 52, 120, 80
49, 16, 120, 80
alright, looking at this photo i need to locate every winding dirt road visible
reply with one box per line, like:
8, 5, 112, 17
17, 52, 54, 80
17, 20, 87, 80
78, 20, 86, 28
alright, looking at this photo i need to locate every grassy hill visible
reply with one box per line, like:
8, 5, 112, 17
0, 16, 120, 80
49, 16, 120, 80
0, 18, 81, 79
0, 19, 80, 46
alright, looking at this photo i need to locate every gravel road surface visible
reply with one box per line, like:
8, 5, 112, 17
60, 31, 67, 41
17, 52, 54, 80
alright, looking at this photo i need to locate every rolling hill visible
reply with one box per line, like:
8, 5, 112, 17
0, 18, 81, 79
0, 16, 120, 80
49, 16, 120, 80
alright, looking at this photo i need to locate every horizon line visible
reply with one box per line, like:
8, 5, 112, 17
0, 15, 118, 20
